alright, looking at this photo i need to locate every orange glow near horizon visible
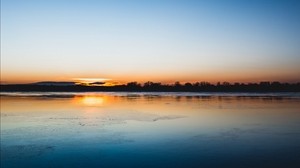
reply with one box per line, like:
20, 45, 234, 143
1, 70, 300, 85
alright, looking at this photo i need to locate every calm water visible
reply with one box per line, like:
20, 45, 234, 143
1, 92, 300, 168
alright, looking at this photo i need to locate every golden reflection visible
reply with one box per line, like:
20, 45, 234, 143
75, 96, 105, 106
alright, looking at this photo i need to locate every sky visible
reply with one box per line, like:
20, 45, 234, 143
1, 0, 300, 84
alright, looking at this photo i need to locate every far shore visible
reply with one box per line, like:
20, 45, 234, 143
1, 82, 299, 92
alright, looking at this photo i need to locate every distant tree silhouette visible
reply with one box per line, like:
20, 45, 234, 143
193, 82, 200, 87
234, 82, 240, 86
223, 82, 230, 86
143, 81, 153, 87
126, 82, 141, 91
1, 81, 299, 92
127, 82, 140, 87
260, 81, 271, 86
200, 81, 211, 86
184, 82, 192, 87
174, 81, 181, 87
143, 81, 162, 91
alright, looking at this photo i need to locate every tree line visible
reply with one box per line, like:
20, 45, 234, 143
124, 81, 300, 92
1, 81, 300, 92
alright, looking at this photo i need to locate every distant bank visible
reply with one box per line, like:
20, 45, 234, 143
1, 81, 299, 92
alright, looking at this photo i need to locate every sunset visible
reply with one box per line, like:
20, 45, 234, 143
1, 0, 300, 84
1, 0, 300, 168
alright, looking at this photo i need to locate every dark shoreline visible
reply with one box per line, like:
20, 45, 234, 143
1, 83, 299, 92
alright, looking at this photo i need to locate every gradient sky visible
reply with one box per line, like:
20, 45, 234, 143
1, 0, 300, 84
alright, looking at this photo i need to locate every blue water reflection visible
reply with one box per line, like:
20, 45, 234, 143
1, 92, 300, 168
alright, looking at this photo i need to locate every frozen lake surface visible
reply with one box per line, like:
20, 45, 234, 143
1, 92, 300, 168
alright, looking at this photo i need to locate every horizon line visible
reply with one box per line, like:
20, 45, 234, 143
1, 80, 300, 85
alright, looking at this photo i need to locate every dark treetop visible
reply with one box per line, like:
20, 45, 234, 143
1, 81, 299, 92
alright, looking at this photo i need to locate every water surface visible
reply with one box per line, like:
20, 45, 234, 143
1, 92, 300, 168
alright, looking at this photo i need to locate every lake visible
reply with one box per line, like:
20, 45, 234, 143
1, 92, 300, 168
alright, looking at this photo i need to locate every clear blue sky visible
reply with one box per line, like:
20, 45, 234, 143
1, 0, 300, 83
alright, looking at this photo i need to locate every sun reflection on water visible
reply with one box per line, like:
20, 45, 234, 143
75, 96, 105, 106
